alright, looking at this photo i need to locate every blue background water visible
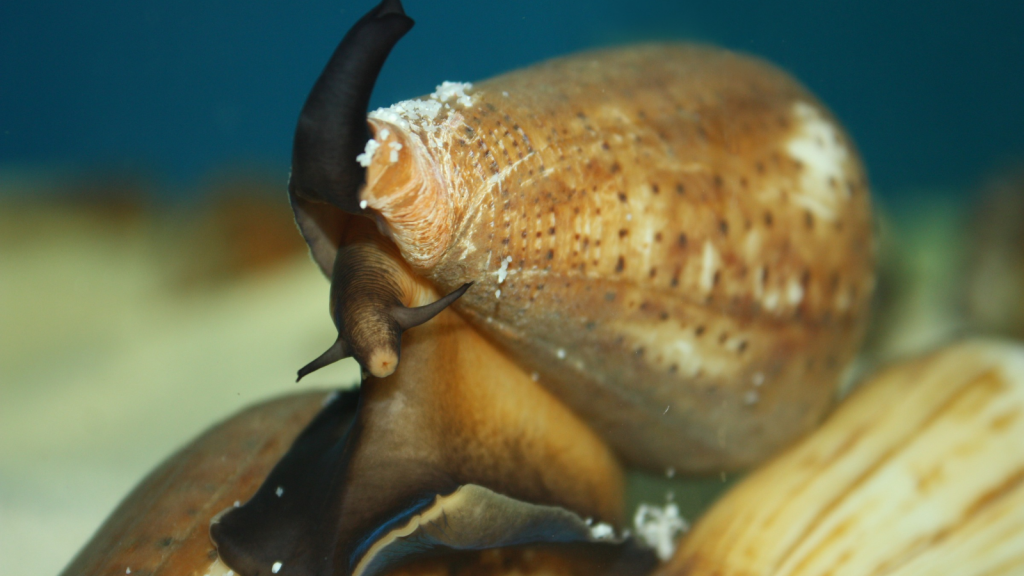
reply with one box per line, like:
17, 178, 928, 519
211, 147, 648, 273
1, 0, 1021, 201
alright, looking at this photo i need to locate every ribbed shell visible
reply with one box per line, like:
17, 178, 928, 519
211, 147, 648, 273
361, 44, 875, 472
662, 340, 1024, 576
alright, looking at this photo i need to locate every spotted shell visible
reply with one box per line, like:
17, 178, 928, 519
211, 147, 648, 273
357, 44, 875, 472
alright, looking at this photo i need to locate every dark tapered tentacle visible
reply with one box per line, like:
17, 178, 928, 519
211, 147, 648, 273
297, 281, 473, 381
296, 220, 473, 380
391, 283, 472, 331
289, 0, 414, 214
296, 338, 352, 382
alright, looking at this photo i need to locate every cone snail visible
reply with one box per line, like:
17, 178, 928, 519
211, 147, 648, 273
61, 2, 879, 575
290, 0, 875, 473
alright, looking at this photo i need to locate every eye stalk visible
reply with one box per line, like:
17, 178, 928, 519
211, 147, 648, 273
294, 200, 471, 382
297, 274, 471, 381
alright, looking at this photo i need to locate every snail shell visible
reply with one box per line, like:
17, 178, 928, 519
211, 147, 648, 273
58, 392, 327, 576
661, 339, 1024, 575
301, 41, 875, 472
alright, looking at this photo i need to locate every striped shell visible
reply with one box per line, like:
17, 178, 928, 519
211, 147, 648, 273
662, 339, 1024, 575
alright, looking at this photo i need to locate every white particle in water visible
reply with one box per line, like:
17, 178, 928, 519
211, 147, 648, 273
556, 348, 566, 359
665, 467, 675, 478
272, 561, 283, 573
276, 486, 284, 497
233, 500, 241, 508
359, 200, 368, 210
752, 372, 765, 386
744, 390, 760, 405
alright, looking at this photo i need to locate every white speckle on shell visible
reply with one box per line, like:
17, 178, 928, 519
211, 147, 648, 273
699, 241, 720, 293
556, 348, 567, 360
388, 141, 403, 163
432, 81, 475, 107
786, 277, 805, 306
495, 255, 513, 284
355, 138, 380, 167
368, 81, 474, 138
785, 101, 850, 221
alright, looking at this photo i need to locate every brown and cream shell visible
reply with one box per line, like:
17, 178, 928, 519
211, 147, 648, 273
301, 42, 875, 472
661, 339, 1024, 576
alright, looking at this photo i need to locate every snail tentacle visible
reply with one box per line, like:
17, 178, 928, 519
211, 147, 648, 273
296, 338, 352, 382
391, 282, 472, 331
289, 0, 413, 214
297, 218, 472, 380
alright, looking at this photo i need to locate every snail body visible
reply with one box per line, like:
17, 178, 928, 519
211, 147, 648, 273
298, 20, 875, 471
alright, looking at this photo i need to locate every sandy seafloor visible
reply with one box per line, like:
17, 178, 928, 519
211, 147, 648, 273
0, 200, 363, 575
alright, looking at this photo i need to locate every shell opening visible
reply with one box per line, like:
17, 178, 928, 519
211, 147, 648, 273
359, 118, 455, 272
